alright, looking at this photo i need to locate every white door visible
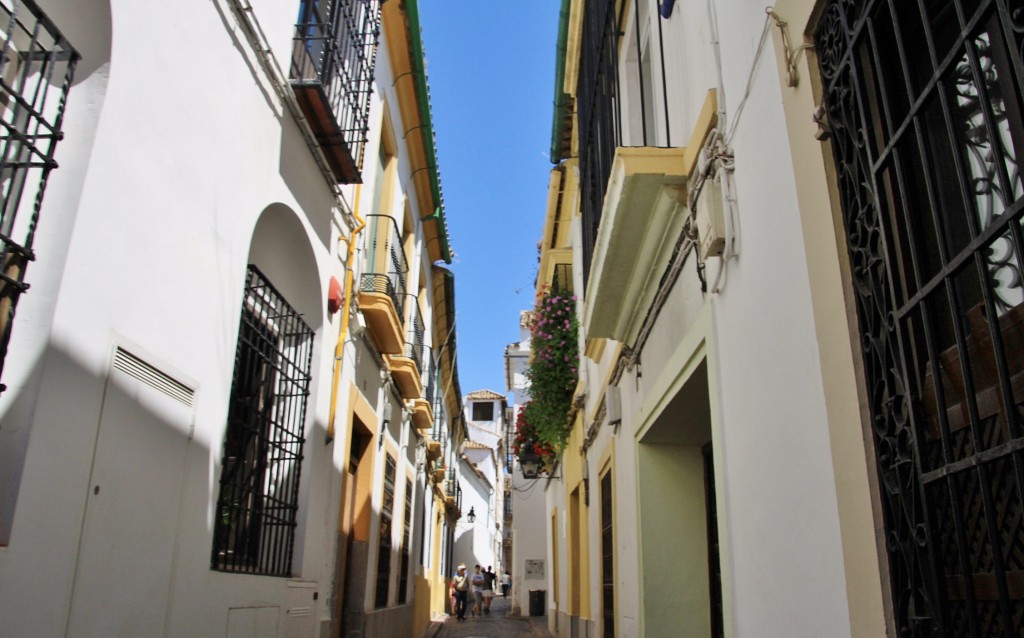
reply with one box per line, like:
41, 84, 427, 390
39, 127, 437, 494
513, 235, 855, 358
67, 349, 194, 638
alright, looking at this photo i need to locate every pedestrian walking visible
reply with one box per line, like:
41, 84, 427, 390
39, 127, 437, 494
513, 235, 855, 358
470, 564, 485, 617
501, 570, 511, 598
452, 564, 469, 621
483, 566, 497, 613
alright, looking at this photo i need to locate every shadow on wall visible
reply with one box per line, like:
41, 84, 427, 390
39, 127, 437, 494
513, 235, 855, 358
0, 0, 114, 545
39, 0, 112, 79
453, 525, 477, 571
0, 343, 213, 638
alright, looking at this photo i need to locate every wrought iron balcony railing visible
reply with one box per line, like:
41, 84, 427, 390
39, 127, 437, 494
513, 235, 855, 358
577, 0, 674, 290
424, 355, 438, 407
578, 0, 620, 291
446, 468, 457, 498
290, 0, 381, 183
403, 295, 425, 372
360, 214, 407, 319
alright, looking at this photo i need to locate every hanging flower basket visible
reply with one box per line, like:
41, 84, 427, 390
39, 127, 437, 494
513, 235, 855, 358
521, 288, 579, 455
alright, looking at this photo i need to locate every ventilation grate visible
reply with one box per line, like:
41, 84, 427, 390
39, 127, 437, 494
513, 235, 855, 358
112, 348, 195, 407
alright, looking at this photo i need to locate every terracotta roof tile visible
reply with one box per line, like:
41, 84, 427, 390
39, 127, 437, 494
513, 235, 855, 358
466, 389, 506, 400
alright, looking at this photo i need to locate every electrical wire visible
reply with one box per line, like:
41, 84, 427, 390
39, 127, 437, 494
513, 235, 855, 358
724, 9, 775, 147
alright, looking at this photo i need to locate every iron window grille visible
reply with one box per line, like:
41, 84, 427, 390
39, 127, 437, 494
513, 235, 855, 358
375, 452, 396, 608
817, 0, 1024, 634
0, 0, 76, 392
361, 214, 408, 320
212, 266, 314, 577
398, 477, 412, 603
291, 0, 381, 183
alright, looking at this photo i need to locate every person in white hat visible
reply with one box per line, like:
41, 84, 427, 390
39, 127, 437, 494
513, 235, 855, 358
452, 564, 469, 621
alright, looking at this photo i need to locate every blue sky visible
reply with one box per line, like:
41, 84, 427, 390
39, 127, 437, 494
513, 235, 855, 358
417, 3, 561, 397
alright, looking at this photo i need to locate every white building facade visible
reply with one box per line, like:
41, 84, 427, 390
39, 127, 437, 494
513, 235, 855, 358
0, 1, 462, 637
453, 389, 508, 575
504, 312, 550, 617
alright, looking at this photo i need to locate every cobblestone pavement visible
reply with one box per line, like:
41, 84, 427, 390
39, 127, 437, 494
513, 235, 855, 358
428, 595, 552, 638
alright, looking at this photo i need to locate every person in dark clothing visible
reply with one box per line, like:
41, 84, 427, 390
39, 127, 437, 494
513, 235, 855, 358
483, 566, 497, 612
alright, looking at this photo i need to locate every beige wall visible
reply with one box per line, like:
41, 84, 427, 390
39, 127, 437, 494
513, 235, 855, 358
771, 0, 890, 634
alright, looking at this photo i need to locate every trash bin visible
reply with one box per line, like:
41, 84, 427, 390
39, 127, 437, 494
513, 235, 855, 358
529, 589, 546, 616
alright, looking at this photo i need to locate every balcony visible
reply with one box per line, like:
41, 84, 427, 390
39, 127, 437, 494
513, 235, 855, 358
576, 0, 698, 345
358, 215, 407, 354
388, 295, 425, 401
581, 147, 688, 343
290, 0, 381, 183
431, 457, 446, 484
411, 356, 436, 430
429, 416, 447, 455
444, 470, 460, 514
426, 439, 441, 461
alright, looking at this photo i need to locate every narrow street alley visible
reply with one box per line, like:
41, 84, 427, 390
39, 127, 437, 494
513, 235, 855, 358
423, 597, 552, 638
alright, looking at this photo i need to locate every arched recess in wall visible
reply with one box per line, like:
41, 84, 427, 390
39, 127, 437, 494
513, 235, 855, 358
38, 0, 111, 79
247, 203, 324, 331
243, 203, 324, 571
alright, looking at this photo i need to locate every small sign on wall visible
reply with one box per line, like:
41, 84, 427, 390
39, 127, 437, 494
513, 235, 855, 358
524, 559, 545, 579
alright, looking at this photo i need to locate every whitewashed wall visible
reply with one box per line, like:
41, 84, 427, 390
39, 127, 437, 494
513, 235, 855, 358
0, 1, 438, 636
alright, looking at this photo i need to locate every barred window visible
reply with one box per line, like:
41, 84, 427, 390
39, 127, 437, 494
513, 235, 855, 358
211, 266, 314, 577
398, 477, 412, 603
601, 470, 614, 638
0, 0, 77, 391
375, 452, 396, 608
818, 0, 1024, 633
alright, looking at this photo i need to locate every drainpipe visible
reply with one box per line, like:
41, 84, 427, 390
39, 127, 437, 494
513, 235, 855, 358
327, 186, 366, 444
549, 0, 571, 164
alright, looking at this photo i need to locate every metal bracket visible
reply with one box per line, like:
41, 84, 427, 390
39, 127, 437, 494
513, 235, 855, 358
767, 8, 813, 88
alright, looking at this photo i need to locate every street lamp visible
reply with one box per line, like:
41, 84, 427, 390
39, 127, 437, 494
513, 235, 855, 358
467, 506, 476, 524
519, 442, 541, 479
